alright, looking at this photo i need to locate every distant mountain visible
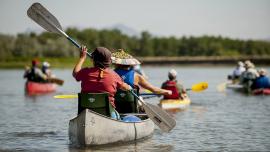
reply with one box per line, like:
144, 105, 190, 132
107, 24, 140, 37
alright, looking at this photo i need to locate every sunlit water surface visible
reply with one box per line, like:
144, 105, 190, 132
0, 66, 270, 151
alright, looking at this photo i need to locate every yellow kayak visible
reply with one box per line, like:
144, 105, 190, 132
159, 97, 191, 110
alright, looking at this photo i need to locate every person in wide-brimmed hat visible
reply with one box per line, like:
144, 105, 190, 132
73, 46, 132, 119
111, 49, 172, 113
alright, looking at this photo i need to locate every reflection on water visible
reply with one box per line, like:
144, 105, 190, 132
0, 67, 270, 151
9, 131, 57, 137
68, 139, 173, 152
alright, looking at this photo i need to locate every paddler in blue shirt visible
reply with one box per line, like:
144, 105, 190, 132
252, 68, 270, 89
111, 49, 172, 113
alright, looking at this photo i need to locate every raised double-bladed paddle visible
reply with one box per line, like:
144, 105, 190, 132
27, 3, 91, 57
28, 2, 176, 132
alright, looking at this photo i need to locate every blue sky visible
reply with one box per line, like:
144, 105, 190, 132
0, 0, 269, 40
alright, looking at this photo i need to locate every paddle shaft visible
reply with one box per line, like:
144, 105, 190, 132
53, 25, 92, 57
140, 88, 192, 99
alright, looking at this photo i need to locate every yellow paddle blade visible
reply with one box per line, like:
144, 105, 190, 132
191, 82, 208, 92
54, 94, 78, 99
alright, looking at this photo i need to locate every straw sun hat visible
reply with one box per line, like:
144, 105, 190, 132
111, 49, 141, 65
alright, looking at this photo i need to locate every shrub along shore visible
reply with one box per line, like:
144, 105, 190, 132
1, 28, 270, 68
1, 56, 269, 69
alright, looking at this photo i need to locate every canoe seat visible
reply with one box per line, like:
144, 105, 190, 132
115, 88, 139, 114
78, 93, 114, 117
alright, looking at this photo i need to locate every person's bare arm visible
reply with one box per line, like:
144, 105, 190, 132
136, 74, 171, 95
119, 82, 132, 91
73, 46, 87, 78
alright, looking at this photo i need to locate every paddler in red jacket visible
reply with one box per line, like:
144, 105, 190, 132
161, 69, 187, 100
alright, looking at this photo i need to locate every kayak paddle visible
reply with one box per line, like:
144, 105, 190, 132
54, 82, 208, 99
27, 3, 90, 57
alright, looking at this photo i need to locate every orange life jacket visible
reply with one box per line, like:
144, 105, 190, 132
163, 80, 180, 99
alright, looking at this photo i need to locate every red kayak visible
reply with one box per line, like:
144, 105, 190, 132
25, 81, 57, 95
252, 88, 270, 95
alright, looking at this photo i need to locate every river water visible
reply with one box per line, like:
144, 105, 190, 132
0, 66, 270, 151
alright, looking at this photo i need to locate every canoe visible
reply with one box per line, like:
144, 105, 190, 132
226, 83, 244, 90
159, 97, 191, 110
226, 83, 270, 95
25, 81, 57, 94
252, 88, 270, 95
69, 109, 155, 146
226, 83, 252, 94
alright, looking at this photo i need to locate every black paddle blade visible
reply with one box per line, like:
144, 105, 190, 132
27, 3, 63, 35
143, 102, 176, 132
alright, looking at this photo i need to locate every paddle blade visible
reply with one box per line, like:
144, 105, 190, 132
27, 3, 64, 35
47, 78, 64, 86
191, 82, 208, 92
54, 95, 78, 99
140, 99, 176, 132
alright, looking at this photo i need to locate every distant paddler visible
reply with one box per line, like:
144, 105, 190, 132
24, 59, 47, 82
239, 60, 259, 92
111, 49, 172, 113
228, 61, 245, 83
24, 59, 60, 94
24, 59, 64, 86
42, 61, 53, 78
161, 69, 187, 100
251, 68, 270, 90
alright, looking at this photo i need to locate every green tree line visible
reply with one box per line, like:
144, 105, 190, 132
1, 27, 270, 61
